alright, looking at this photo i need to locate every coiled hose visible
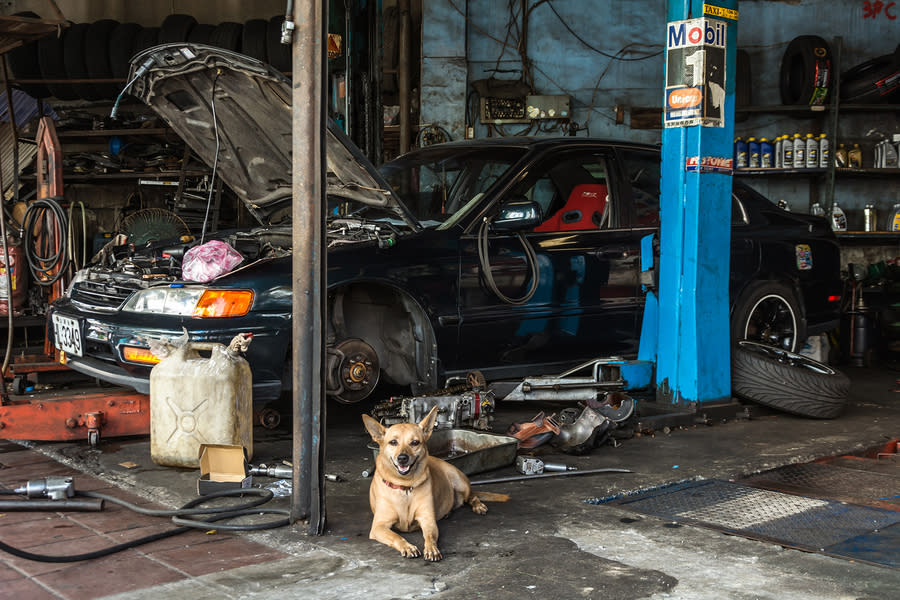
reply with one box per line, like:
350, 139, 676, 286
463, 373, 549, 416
21, 196, 69, 286
0, 486, 290, 563
477, 217, 539, 305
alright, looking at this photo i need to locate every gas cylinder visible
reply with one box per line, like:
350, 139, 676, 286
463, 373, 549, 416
0, 235, 28, 316
149, 338, 253, 467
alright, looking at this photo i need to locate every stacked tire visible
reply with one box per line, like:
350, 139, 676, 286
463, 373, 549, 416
8, 14, 292, 102
840, 44, 900, 103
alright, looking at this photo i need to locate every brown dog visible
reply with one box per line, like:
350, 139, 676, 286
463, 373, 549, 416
362, 406, 508, 561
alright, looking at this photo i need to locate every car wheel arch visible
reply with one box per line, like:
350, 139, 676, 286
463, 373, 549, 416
730, 278, 808, 352
327, 282, 440, 398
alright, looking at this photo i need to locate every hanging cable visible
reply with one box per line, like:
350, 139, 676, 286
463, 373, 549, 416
200, 70, 223, 244
67, 200, 86, 270
477, 216, 539, 305
21, 196, 69, 286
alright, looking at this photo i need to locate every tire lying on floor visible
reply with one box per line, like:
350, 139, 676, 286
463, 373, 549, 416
731, 340, 850, 419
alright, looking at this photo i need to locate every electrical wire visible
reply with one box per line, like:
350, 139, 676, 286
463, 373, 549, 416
67, 200, 86, 270
545, 0, 663, 61
0, 487, 290, 563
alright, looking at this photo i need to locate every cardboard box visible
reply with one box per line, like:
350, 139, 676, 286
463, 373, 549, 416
197, 444, 252, 495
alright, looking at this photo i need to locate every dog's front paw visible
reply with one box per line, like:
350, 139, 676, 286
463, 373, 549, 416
424, 543, 443, 562
399, 542, 421, 558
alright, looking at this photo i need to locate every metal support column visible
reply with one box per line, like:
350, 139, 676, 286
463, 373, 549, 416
291, 0, 327, 534
656, 0, 738, 405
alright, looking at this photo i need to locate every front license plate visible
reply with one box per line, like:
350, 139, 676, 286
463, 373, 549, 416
52, 314, 83, 357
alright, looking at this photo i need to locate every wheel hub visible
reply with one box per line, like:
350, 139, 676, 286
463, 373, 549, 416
332, 338, 380, 404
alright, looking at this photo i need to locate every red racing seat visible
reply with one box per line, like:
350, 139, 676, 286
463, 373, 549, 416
534, 183, 608, 232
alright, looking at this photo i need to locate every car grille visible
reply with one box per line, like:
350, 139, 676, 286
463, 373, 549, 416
70, 279, 137, 312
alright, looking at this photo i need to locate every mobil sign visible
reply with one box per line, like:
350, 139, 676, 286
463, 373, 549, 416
664, 17, 727, 128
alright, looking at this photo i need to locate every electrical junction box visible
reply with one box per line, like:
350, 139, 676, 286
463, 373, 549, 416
480, 96, 529, 124
526, 94, 571, 119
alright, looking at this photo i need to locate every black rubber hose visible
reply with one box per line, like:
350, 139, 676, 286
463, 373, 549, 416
0, 498, 104, 511
0, 488, 290, 563
21, 196, 69, 286
477, 218, 540, 305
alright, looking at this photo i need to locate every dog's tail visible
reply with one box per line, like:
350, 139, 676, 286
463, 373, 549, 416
474, 491, 510, 502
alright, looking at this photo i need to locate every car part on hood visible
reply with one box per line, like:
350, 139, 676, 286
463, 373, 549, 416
370, 388, 496, 431
125, 43, 420, 231
327, 338, 380, 404
120, 208, 191, 246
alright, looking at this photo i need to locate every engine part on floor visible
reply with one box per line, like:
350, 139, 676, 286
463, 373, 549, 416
552, 406, 612, 455
503, 358, 652, 402
371, 388, 496, 431
515, 456, 577, 475
0, 479, 290, 563
507, 411, 561, 449
15, 475, 74, 499
470, 467, 631, 486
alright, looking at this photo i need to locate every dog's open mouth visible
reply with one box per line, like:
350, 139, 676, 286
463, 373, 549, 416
394, 458, 417, 475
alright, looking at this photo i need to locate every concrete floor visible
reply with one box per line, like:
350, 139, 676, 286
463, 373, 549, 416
3, 364, 900, 600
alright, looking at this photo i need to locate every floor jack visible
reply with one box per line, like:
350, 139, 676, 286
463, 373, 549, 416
1, 117, 149, 447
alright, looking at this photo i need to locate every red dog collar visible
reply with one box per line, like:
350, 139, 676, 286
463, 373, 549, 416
382, 478, 412, 492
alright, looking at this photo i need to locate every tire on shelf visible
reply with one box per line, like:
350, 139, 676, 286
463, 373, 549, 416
85, 19, 120, 100
63, 22, 93, 101
840, 54, 900, 104
731, 280, 806, 353
209, 21, 243, 51
242, 19, 268, 63
132, 26, 160, 55
109, 22, 142, 80
159, 14, 197, 44
187, 23, 214, 44
38, 24, 76, 100
8, 11, 50, 98
779, 35, 832, 106
732, 340, 850, 419
266, 15, 292, 73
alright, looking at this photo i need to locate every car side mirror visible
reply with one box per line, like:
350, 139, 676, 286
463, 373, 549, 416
492, 198, 542, 232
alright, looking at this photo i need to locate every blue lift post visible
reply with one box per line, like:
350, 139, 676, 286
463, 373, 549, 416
655, 1, 739, 406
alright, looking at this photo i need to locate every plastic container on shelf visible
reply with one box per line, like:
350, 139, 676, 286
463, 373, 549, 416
734, 137, 748, 169
748, 137, 760, 168
864, 204, 878, 231
889, 203, 900, 232
792, 133, 805, 168
818, 133, 829, 168
835, 144, 847, 167
849, 143, 862, 168
775, 136, 784, 168
150, 338, 253, 468
805, 133, 818, 168
783, 134, 795, 168
760, 138, 773, 168
810, 202, 825, 217
830, 201, 847, 232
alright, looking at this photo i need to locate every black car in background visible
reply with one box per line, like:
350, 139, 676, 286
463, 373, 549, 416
47, 44, 842, 405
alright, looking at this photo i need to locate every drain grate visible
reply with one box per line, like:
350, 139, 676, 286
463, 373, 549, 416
596, 479, 900, 565
742, 462, 900, 509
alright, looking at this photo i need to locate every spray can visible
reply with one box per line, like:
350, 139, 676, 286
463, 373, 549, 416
864, 204, 878, 232
805, 133, 818, 168
760, 138, 774, 168
793, 133, 805, 168
818, 134, 829, 168
748, 137, 760, 168
734, 137, 748, 169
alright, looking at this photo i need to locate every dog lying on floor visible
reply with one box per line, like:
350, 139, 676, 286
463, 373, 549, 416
362, 406, 509, 561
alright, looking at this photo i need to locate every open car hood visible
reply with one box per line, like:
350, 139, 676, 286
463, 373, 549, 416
127, 43, 419, 229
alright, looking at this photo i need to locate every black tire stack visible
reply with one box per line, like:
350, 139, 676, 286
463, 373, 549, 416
8, 14, 292, 102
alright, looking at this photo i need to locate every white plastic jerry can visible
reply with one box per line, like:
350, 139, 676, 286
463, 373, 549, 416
150, 340, 253, 468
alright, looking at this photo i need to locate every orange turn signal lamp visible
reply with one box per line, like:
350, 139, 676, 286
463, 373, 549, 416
193, 289, 254, 318
122, 346, 161, 365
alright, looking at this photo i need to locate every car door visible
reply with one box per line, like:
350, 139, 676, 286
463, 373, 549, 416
453, 146, 643, 380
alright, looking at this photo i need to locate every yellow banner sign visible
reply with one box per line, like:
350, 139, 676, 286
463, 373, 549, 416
703, 4, 738, 21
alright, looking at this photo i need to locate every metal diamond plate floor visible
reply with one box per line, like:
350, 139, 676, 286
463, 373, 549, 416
595, 479, 900, 567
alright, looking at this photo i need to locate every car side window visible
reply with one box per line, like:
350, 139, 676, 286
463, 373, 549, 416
619, 148, 661, 227
507, 152, 612, 232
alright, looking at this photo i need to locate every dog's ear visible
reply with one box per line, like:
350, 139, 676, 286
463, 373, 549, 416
362, 414, 386, 443
418, 405, 439, 441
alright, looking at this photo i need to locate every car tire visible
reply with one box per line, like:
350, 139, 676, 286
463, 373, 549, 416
63, 22, 92, 101
242, 19, 268, 62
159, 14, 196, 43
732, 340, 850, 419
187, 23, 214, 44
38, 25, 76, 100
731, 281, 805, 352
85, 19, 120, 100
840, 54, 900, 103
109, 22, 142, 80
266, 16, 292, 73
209, 21, 243, 51
7, 12, 49, 98
132, 26, 160, 54
780, 35, 832, 106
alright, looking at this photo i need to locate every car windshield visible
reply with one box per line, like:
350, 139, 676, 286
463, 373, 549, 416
379, 145, 528, 229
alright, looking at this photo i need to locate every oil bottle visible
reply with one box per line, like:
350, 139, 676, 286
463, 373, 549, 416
831, 201, 847, 231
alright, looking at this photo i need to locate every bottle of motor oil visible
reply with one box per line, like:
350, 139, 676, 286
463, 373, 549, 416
818, 133, 829, 168
748, 137, 760, 168
889, 203, 900, 232
734, 137, 748, 169
775, 136, 784, 168
810, 202, 825, 217
849, 143, 863, 168
805, 133, 818, 168
793, 133, 805, 168
830, 201, 847, 232
864, 204, 877, 231
835, 144, 847, 167
783, 134, 794, 168
760, 138, 773, 168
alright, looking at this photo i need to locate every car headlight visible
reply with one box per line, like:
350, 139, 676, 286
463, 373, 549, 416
122, 286, 254, 317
